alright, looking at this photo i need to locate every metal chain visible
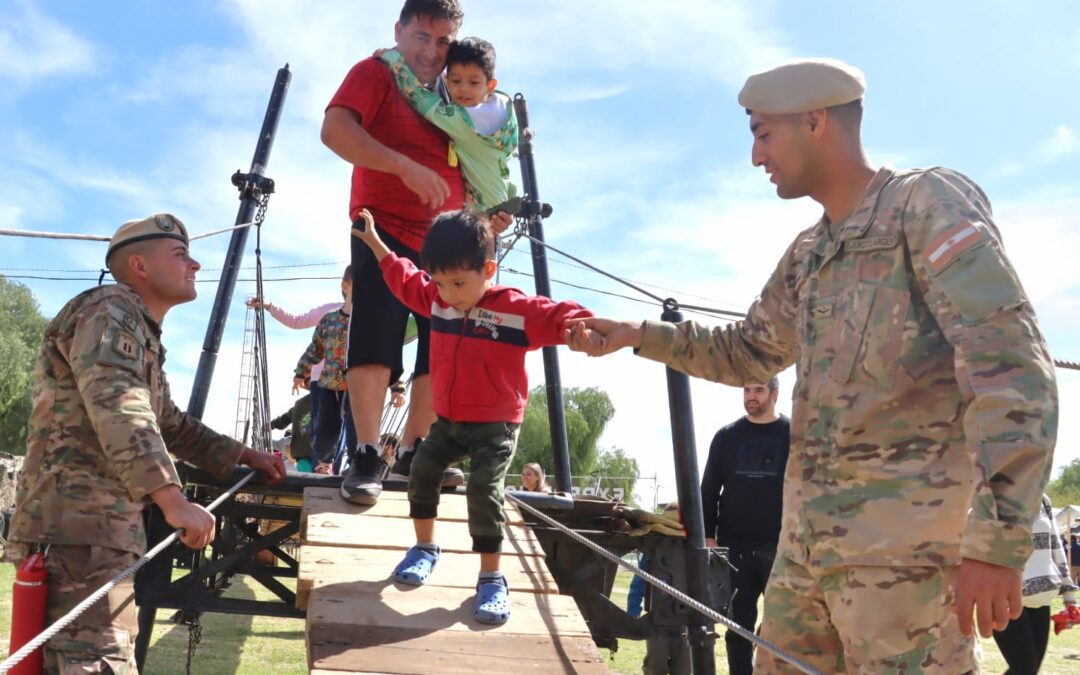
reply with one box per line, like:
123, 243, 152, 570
251, 193, 274, 455
505, 493, 824, 675
185, 615, 203, 675
254, 193, 270, 228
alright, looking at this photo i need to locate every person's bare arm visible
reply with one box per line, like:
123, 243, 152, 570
321, 106, 450, 209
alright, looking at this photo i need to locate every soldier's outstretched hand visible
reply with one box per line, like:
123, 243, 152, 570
955, 557, 1023, 638
240, 448, 287, 485
563, 317, 644, 356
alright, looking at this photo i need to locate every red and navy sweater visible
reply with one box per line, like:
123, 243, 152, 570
380, 253, 593, 423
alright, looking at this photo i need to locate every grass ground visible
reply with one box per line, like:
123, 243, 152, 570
1, 563, 1079, 673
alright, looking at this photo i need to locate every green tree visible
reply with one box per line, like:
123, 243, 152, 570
512, 386, 643, 501
1047, 459, 1080, 507
513, 385, 615, 476
0, 277, 47, 455
592, 446, 640, 505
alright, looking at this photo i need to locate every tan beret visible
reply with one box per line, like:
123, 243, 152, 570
106, 213, 189, 263
738, 58, 866, 114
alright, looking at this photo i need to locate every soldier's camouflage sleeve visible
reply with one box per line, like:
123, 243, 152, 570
69, 304, 181, 501
905, 171, 1057, 569
156, 372, 245, 479
636, 237, 802, 385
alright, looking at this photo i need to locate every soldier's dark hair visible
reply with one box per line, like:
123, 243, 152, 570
342, 265, 352, 282
447, 37, 497, 81
767, 377, 780, 391
420, 209, 495, 274
743, 98, 863, 131
828, 98, 863, 132
399, 0, 463, 26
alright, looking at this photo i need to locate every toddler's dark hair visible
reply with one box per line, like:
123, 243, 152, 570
447, 37, 496, 81
421, 209, 495, 274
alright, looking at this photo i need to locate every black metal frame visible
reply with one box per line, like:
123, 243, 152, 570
522, 508, 730, 654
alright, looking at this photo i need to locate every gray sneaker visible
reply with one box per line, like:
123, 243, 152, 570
388, 445, 465, 488
340, 445, 385, 505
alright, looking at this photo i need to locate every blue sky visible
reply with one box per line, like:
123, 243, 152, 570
2, 0, 1078, 505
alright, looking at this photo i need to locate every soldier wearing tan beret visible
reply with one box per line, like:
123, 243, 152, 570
566, 58, 1056, 672
6, 214, 286, 672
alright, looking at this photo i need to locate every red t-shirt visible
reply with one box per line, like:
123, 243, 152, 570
327, 57, 465, 252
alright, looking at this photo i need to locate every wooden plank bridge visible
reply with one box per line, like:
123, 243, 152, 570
297, 487, 608, 674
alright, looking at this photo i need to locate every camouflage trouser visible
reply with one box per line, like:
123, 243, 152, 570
43, 544, 140, 674
755, 555, 978, 674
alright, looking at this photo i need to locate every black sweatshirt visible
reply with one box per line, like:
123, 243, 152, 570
700, 415, 790, 544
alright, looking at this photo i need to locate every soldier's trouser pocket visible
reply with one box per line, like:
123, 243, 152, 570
43, 545, 140, 674
757, 556, 978, 674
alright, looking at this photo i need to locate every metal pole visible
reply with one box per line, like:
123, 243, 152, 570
513, 94, 572, 493
661, 298, 716, 675
187, 64, 291, 417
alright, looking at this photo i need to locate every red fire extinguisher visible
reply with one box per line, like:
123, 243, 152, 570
9, 550, 48, 675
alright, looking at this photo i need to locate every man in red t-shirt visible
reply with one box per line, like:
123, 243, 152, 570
322, 0, 469, 505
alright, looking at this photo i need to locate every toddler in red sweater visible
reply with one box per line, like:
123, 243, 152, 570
352, 207, 591, 624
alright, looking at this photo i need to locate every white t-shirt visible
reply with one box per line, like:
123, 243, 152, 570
465, 94, 510, 136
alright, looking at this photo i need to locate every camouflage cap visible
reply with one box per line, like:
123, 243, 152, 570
106, 214, 189, 264
738, 58, 866, 114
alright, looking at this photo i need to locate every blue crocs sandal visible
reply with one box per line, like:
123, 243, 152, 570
474, 574, 510, 625
393, 545, 439, 586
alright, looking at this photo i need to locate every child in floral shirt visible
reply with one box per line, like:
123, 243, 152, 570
294, 267, 355, 474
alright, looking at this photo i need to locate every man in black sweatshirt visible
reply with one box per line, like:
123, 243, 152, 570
700, 378, 790, 675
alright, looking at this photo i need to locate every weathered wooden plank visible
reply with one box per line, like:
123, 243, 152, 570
296, 545, 560, 610
310, 630, 607, 674
305, 514, 544, 556
308, 583, 590, 636
299, 487, 606, 673
307, 584, 605, 673
301, 487, 525, 540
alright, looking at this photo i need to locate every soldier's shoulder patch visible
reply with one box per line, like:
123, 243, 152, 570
97, 323, 145, 373
925, 220, 988, 275
113, 331, 141, 360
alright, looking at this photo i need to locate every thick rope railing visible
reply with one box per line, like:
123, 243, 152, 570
505, 492, 824, 675
0, 221, 255, 243
0, 471, 257, 674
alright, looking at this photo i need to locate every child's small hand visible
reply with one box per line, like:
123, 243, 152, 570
371, 47, 389, 58
351, 209, 392, 261
292, 376, 308, 395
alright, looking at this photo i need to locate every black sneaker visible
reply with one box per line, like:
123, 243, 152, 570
388, 447, 415, 481
388, 444, 465, 488
340, 444, 385, 506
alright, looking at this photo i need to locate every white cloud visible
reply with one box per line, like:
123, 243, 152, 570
12, 134, 152, 200
993, 123, 1080, 177
0, 0, 96, 84
1040, 124, 1079, 159
549, 82, 633, 105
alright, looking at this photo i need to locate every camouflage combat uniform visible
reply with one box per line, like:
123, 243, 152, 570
637, 167, 1057, 673
6, 284, 245, 674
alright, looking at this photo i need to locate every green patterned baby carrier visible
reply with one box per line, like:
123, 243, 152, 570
379, 49, 519, 211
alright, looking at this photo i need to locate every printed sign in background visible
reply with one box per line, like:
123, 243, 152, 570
504, 474, 660, 511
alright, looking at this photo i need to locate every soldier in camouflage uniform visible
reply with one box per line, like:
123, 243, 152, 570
565, 59, 1057, 673
4, 214, 285, 674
